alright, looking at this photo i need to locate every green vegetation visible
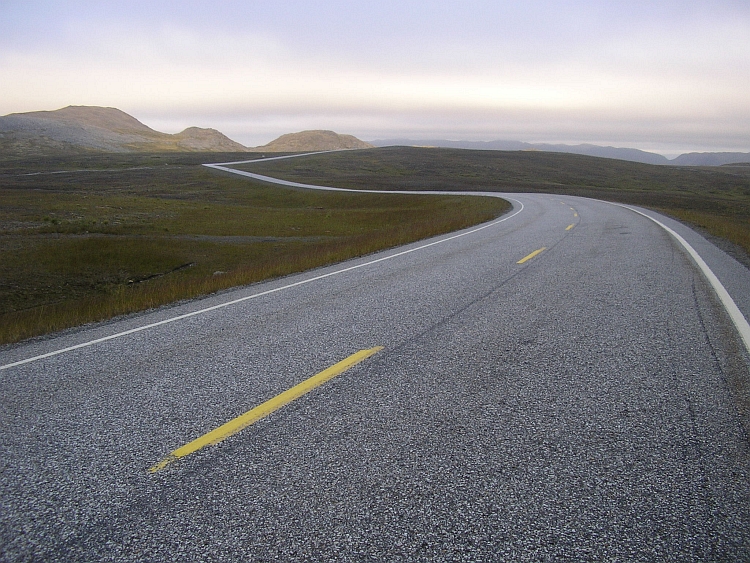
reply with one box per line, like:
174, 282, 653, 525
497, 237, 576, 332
0, 152, 509, 344
662, 209, 750, 256
4, 146, 749, 346
242, 147, 750, 256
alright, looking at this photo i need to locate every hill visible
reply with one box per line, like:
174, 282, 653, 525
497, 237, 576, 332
369, 138, 670, 164
369, 138, 749, 166
670, 152, 750, 166
233, 145, 750, 264
0, 106, 250, 155
255, 130, 373, 152
172, 127, 250, 152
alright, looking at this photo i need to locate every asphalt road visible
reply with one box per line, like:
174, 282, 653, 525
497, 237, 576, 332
2, 184, 750, 561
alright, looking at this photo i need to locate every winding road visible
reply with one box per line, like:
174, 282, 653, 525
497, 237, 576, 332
2, 157, 750, 561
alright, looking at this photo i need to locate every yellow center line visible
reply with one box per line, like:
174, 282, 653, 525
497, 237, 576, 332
566, 224, 575, 231
573, 212, 578, 217
149, 346, 384, 473
517, 247, 547, 264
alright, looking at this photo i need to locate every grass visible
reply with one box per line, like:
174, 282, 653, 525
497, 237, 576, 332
4, 146, 750, 346
0, 152, 509, 344
242, 147, 750, 256
659, 209, 750, 254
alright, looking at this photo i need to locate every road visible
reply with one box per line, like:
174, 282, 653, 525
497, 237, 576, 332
2, 167, 750, 560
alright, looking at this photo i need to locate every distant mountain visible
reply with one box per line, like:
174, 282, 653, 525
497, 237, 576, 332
369, 138, 530, 152
370, 138, 750, 166
529, 143, 669, 165
670, 152, 750, 166
0, 106, 250, 154
4, 107, 746, 165
370, 138, 669, 165
255, 130, 373, 152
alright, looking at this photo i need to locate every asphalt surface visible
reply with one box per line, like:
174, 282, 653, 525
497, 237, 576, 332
2, 187, 750, 561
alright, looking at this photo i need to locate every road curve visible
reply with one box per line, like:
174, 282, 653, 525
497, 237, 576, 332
206, 156, 750, 354
1, 161, 750, 561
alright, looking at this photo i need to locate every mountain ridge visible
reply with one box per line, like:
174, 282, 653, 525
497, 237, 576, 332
0, 107, 374, 155
1, 106, 747, 165
369, 138, 750, 166
0, 106, 250, 154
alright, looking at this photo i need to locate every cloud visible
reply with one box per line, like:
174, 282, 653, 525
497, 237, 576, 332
1, 0, 748, 151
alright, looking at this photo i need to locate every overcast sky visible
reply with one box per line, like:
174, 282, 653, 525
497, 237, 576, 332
2, 0, 749, 154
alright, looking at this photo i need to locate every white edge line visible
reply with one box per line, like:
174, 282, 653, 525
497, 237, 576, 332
613, 203, 750, 355
203, 163, 496, 197
211, 149, 347, 166
0, 168, 522, 371
8, 156, 749, 368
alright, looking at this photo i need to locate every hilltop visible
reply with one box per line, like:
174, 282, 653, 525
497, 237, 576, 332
254, 130, 373, 152
4, 106, 745, 165
0, 106, 250, 155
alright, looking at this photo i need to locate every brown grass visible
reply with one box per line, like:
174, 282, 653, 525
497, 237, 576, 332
0, 153, 509, 344
659, 208, 750, 255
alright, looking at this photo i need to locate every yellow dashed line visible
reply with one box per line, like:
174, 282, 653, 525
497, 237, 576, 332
517, 247, 547, 264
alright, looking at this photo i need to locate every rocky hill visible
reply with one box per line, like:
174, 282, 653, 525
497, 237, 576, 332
255, 130, 373, 152
0, 106, 250, 155
172, 127, 250, 152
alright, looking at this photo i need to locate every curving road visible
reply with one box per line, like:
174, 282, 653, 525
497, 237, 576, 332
2, 162, 750, 561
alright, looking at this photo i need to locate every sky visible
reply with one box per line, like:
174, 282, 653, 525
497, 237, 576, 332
2, 0, 749, 155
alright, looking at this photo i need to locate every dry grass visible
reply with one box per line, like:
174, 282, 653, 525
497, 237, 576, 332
6, 147, 748, 346
248, 147, 750, 257
0, 153, 509, 344
659, 209, 750, 255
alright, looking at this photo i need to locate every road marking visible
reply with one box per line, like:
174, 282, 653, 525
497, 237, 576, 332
517, 247, 547, 264
149, 346, 383, 473
615, 204, 750, 355
0, 198, 523, 372
211, 150, 345, 166
566, 224, 575, 231
573, 213, 578, 217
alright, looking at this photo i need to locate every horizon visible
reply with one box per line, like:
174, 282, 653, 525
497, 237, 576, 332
2, 103, 747, 160
2, 1, 749, 156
